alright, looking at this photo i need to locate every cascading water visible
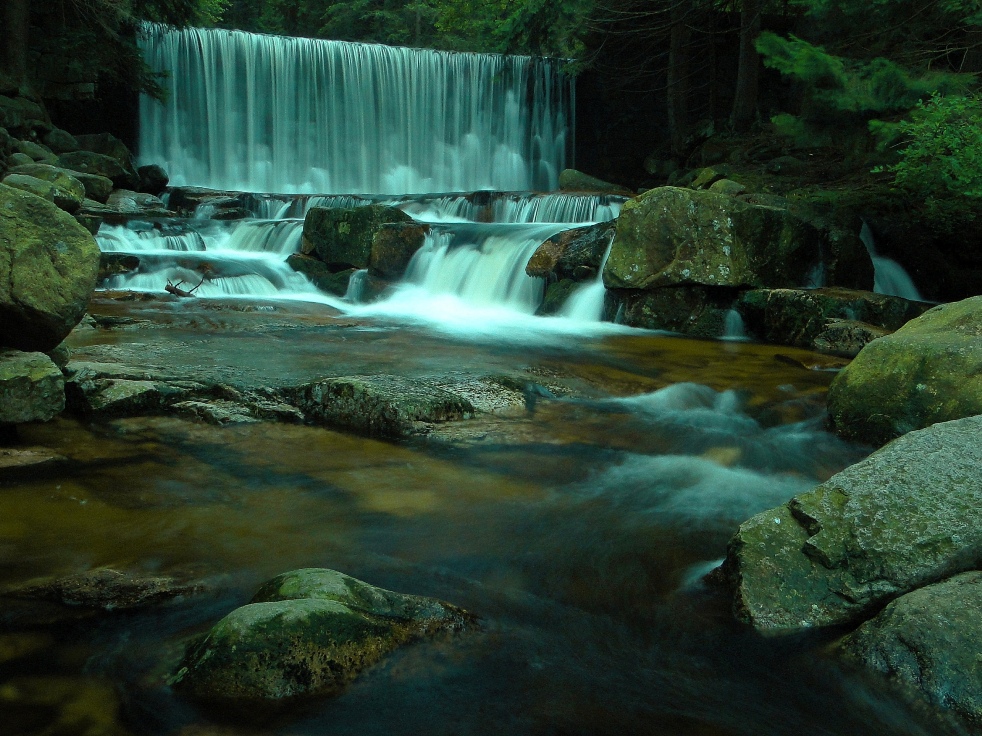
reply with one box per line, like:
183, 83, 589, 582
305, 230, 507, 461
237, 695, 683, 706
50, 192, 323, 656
860, 222, 923, 301
139, 25, 572, 194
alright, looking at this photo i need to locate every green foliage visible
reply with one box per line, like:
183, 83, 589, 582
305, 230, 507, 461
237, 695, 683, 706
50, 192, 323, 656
875, 93, 982, 228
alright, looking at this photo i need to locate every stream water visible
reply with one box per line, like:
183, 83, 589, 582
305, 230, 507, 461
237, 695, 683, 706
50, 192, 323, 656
0, 23, 951, 736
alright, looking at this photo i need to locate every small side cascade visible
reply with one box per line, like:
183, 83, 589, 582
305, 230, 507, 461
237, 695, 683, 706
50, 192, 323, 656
721, 308, 748, 341
557, 232, 616, 322
860, 222, 923, 301
344, 269, 370, 303
402, 224, 567, 313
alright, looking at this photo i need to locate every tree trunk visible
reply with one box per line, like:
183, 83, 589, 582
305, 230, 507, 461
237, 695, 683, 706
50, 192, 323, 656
731, 0, 762, 132
666, 0, 692, 159
1, 0, 31, 90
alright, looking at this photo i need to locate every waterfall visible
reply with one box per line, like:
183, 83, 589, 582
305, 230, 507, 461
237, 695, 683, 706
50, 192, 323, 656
859, 222, 923, 301
138, 24, 572, 194
557, 231, 616, 321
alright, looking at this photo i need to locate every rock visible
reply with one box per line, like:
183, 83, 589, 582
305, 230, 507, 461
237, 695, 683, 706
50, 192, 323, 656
538, 279, 580, 315
0, 446, 67, 471
8, 152, 33, 168
605, 286, 738, 337
287, 374, 474, 438
74, 133, 136, 172
603, 187, 822, 291
4, 568, 202, 610
525, 222, 615, 282
559, 168, 633, 196
66, 373, 192, 417
79, 189, 175, 222
4, 164, 85, 212
766, 155, 809, 175
98, 253, 140, 282
0, 95, 50, 137
166, 187, 243, 216
138, 164, 169, 196
42, 128, 79, 154
689, 166, 731, 190
724, 415, 982, 634
209, 207, 250, 221
57, 150, 138, 190
837, 571, 982, 728
31, 165, 114, 204
708, 178, 747, 197
736, 288, 930, 355
14, 140, 57, 163
2, 174, 57, 204
0, 350, 65, 423
302, 205, 426, 275
171, 568, 472, 703
285, 255, 355, 297
0, 183, 101, 351
827, 296, 982, 445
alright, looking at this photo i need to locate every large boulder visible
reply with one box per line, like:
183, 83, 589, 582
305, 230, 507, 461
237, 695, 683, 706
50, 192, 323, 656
0, 350, 65, 423
737, 287, 931, 356
171, 568, 472, 704
285, 254, 355, 297
827, 296, 982, 445
14, 140, 57, 164
11, 163, 113, 204
56, 150, 138, 190
0, 183, 100, 351
286, 374, 474, 438
4, 164, 85, 212
73, 133, 136, 173
302, 205, 427, 278
837, 571, 982, 728
724, 415, 982, 635
0, 95, 50, 137
2, 174, 57, 204
137, 164, 169, 196
42, 128, 79, 155
526, 222, 615, 282
604, 187, 823, 290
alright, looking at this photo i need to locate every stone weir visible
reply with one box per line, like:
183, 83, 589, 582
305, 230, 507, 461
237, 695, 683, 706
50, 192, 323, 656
138, 24, 573, 195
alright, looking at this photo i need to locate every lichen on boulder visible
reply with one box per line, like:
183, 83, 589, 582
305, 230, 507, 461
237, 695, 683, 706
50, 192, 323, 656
171, 568, 473, 704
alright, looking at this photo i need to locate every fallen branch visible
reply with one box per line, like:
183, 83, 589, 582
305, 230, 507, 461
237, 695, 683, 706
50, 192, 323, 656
165, 274, 207, 298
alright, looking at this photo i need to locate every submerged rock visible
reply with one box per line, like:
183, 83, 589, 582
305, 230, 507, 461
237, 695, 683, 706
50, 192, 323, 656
827, 295, 982, 444
287, 374, 474, 438
0, 183, 100, 351
725, 415, 982, 634
604, 187, 822, 291
837, 570, 982, 728
0, 350, 65, 423
4, 568, 203, 611
172, 568, 473, 704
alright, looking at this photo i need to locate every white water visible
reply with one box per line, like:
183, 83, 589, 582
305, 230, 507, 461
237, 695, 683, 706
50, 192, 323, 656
139, 25, 571, 194
557, 231, 616, 321
859, 222, 923, 301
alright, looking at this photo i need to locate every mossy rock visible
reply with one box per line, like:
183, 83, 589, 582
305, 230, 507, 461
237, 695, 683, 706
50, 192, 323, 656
5, 164, 85, 212
604, 187, 822, 291
0, 183, 100, 351
827, 296, 982, 445
606, 286, 738, 337
525, 222, 614, 282
172, 568, 473, 704
725, 415, 982, 634
302, 205, 425, 276
285, 254, 356, 297
0, 350, 65, 423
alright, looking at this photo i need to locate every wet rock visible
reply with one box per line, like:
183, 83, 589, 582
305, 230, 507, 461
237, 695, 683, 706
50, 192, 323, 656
708, 179, 747, 197
827, 296, 982, 445
837, 570, 982, 728
4, 163, 85, 212
285, 255, 355, 297
605, 286, 739, 337
526, 222, 615, 282
302, 205, 425, 275
737, 287, 930, 356
539, 279, 580, 315
138, 164, 169, 196
689, 166, 731, 190
171, 568, 473, 704
0, 446, 67, 470
0, 350, 65, 423
4, 568, 202, 610
0, 183, 100, 351
98, 253, 140, 282
287, 374, 474, 438
559, 168, 632, 196
0, 95, 50, 136
604, 187, 822, 291
173, 396, 303, 425
725, 415, 982, 634
80, 189, 175, 222
166, 187, 243, 216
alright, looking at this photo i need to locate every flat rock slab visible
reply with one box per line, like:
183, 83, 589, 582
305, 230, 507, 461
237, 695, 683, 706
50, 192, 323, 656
725, 415, 982, 634
4, 568, 203, 610
837, 571, 982, 729
172, 568, 473, 704
828, 295, 982, 445
288, 374, 475, 438
0, 350, 65, 424
0, 446, 67, 470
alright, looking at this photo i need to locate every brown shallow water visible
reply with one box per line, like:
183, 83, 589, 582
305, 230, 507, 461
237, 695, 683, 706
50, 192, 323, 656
0, 298, 960, 735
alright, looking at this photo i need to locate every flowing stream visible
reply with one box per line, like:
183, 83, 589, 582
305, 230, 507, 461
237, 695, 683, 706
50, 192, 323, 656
0, 25, 955, 736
